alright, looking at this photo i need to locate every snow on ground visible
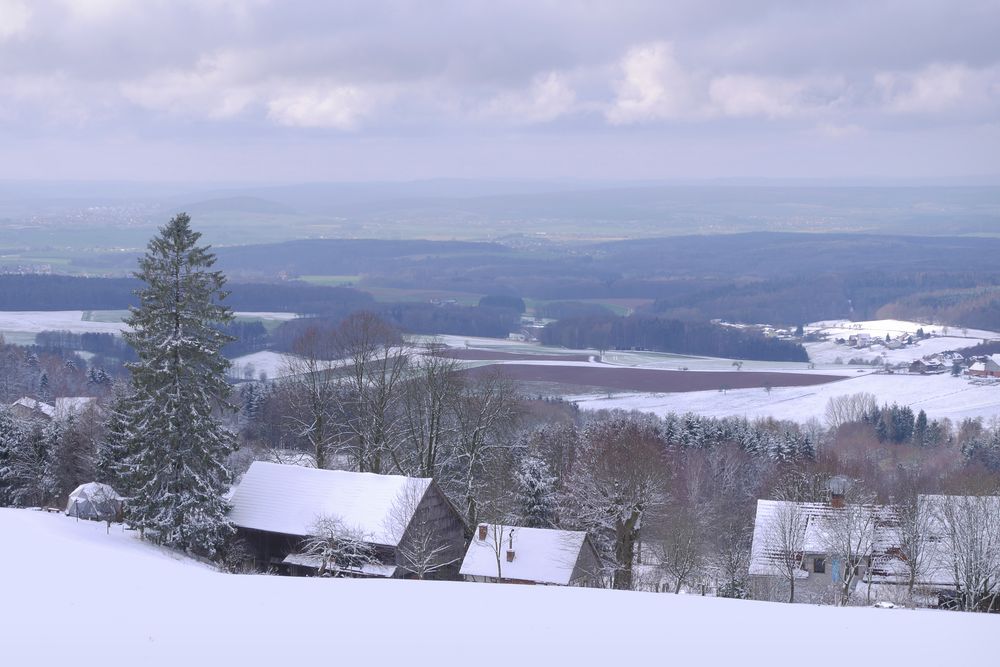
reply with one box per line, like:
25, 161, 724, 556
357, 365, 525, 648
805, 335, 979, 365
0, 310, 126, 335
571, 372, 1000, 424
2, 508, 995, 666
807, 318, 999, 341
232, 311, 299, 320
228, 350, 298, 380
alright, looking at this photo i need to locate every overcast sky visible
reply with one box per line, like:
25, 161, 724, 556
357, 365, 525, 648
1, 0, 998, 183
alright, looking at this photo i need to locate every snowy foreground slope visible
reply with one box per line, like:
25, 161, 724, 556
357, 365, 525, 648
2, 510, 995, 666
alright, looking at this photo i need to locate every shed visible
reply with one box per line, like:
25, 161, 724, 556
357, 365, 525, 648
460, 524, 601, 586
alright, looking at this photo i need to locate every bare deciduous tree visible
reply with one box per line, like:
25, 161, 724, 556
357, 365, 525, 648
402, 347, 461, 479
280, 325, 340, 469
451, 368, 518, 528
930, 494, 1000, 611
822, 495, 878, 606
893, 492, 934, 607
333, 312, 410, 474
764, 501, 806, 603
824, 392, 878, 429
298, 515, 379, 577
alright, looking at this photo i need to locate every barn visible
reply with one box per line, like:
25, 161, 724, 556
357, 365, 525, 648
229, 461, 467, 579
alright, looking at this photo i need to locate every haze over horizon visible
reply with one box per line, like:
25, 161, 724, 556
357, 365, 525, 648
1, 0, 998, 183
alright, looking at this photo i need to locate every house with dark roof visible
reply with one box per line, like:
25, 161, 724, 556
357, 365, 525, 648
229, 461, 467, 579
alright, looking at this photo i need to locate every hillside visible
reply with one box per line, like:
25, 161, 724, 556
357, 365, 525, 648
1, 509, 994, 666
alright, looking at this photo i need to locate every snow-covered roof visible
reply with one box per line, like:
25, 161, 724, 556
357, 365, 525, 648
55, 396, 98, 419
459, 524, 590, 585
68, 482, 122, 502
11, 397, 55, 417
229, 461, 432, 546
281, 553, 397, 578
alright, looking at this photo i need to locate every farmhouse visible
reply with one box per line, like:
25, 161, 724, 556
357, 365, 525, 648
967, 355, 1000, 378
229, 461, 467, 578
8, 396, 100, 422
9, 397, 55, 421
909, 360, 945, 374
749, 493, 898, 604
460, 523, 601, 587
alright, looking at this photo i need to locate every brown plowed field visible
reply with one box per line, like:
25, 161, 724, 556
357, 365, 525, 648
461, 364, 843, 393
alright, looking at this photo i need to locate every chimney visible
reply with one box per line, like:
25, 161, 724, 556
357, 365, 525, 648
506, 549, 515, 562
828, 475, 851, 508
478, 524, 487, 540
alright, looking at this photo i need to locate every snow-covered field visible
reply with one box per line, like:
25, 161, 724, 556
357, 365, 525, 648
0, 310, 298, 344
2, 508, 995, 666
0, 310, 126, 335
228, 350, 299, 380
571, 372, 1000, 423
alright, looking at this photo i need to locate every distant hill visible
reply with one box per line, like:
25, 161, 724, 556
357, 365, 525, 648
172, 196, 297, 216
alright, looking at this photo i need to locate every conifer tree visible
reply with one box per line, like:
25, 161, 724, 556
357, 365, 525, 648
96, 381, 137, 493
515, 454, 558, 528
119, 213, 236, 556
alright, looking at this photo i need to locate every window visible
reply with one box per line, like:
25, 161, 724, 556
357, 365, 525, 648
813, 557, 826, 574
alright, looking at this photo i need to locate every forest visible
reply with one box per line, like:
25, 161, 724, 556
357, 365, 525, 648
540, 315, 809, 361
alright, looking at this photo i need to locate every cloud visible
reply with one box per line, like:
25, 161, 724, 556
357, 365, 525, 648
0, 0, 30, 40
0, 1, 998, 180
483, 71, 576, 124
121, 52, 256, 119
875, 63, 1000, 115
709, 74, 836, 119
607, 41, 847, 123
266, 86, 377, 129
606, 42, 699, 124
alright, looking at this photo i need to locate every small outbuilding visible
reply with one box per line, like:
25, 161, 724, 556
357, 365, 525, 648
65, 482, 123, 522
460, 523, 601, 587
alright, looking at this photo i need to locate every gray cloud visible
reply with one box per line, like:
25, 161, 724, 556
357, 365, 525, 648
0, 0, 997, 180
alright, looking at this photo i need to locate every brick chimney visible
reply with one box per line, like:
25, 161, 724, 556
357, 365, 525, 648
478, 524, 487, 540
831, 493, 845, 509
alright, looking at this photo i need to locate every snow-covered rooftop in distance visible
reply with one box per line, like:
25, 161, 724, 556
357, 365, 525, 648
55, 396, 98, 419
229, 461, 431, 545
11, 397, 55, 417
460, 524, 589, 585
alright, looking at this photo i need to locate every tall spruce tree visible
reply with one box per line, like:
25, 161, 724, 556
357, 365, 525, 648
120, 213, 236, 556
